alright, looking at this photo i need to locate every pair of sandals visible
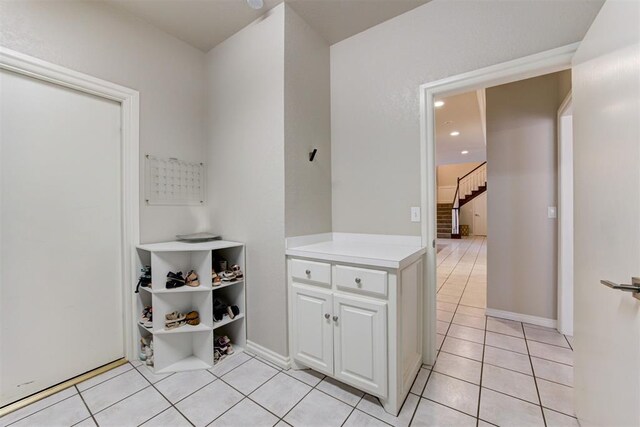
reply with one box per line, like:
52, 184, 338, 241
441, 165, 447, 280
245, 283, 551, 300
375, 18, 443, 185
165, 310, 200, 329
166, 270, 200, 289
213, 298, 240, 322
214, 335, 234, 363
212, 265, 243, 286
139, 306, 152, 329
140, 336, 154, 366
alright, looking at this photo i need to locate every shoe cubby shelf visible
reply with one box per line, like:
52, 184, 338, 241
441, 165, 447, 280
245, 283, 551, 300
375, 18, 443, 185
213, 313, 245, 330
212, 279, 244, 291
134, 240, 246, 374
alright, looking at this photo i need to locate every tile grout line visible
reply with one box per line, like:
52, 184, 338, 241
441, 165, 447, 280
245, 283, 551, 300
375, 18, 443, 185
521, 322, 547, 427
74, 385, 98, 426
476, 308, 488, 426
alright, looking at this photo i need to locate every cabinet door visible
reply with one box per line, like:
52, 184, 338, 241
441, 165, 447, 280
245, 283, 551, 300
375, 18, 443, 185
291, 284, 333, 375
333, 294, 387, 397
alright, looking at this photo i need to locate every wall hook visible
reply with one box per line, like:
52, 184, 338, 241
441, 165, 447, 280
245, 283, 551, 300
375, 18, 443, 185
309, 148, 318, 162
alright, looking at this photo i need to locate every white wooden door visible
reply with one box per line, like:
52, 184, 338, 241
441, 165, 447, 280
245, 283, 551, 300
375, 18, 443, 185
572, 1, 640, 425
333, 294, 387, 397
0, 69, 124, 405
473, 192, 487, 236
291, 284, 333, 375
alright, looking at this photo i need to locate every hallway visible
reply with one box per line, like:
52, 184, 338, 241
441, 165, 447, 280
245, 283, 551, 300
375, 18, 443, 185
427, 237, 576, 426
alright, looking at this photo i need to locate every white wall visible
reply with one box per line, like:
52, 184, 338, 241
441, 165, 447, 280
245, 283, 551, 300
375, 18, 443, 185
205, 5, 287, 356
0, 0, 209, 243
330, 0, 603, 236
486, 72, 568, 321
284, 6, 332, 238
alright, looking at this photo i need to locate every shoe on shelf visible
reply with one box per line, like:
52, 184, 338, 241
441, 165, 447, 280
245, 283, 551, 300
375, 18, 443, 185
166, 271, 185, 289
140, 336, 154, 366
165, 311, 186, 329
214, 348, 227, 364
221, 270, 236, 283
135, 265, 152, 293
212, 270, 222, 287
139, 306, 153, 329
231, 264, 243, 280
227, 305, 240, 320
186, 311, 200, 326
185, 270, 200, 287
213, 298, 228, 322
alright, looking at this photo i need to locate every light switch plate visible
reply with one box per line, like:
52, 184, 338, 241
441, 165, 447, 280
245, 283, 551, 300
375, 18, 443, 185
411, 207, 421, 222
548, 206, 557, 218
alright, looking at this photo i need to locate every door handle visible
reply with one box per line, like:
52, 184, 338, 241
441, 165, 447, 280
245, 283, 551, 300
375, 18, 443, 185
324, 313, 330, 319
600, 277, 640, 300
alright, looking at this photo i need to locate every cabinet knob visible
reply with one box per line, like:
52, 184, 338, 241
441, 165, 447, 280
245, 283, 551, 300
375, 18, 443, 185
305, 269, 311, 275
332, 315, 339, 322
355, 277, 362, 286
324, 313, 330, 319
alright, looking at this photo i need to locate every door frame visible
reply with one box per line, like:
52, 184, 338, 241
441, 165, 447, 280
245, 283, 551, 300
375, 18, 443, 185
418, 43, 578, 363
557, 92, 574, 335
0, 47, 140, 362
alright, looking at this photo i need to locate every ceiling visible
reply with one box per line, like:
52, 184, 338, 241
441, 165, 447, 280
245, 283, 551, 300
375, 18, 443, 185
105, 0, 429, 52
435, 91, 486, 166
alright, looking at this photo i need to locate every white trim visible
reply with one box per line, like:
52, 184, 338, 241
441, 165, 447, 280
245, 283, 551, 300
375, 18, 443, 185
419, 43, 578, 364
246, 340, 291, 369
0, 47, 140, 362
486, 308, 557, 329
557, 91, 574, 336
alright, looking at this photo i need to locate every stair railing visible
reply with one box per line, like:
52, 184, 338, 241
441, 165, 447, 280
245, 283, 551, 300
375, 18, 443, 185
451, 161, 487, 237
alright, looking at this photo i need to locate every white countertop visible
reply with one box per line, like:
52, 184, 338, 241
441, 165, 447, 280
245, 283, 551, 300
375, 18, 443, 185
285, 233, 426, 269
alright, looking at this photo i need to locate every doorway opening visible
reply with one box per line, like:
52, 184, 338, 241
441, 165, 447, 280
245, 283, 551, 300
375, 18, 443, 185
420, 43, 577, 364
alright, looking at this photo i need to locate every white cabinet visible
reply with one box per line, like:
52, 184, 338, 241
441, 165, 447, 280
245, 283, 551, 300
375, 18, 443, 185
291, 284, 333, 375
287, 253, 423, 416
333, 294, 387, 397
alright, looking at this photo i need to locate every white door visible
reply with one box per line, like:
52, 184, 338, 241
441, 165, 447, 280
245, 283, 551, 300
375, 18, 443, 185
572, 1, 640, 425
333, 294, 387, 398
0, 69, 124, 405
473, 192, 487, 236
291, 284, 333, 375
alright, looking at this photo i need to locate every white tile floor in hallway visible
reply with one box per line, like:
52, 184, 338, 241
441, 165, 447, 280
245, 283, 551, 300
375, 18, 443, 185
1, 236, 575, 427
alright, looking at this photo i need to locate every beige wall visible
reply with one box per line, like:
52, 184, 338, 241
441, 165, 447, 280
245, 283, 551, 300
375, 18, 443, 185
486, 71, 569, 320
330, 0, 602, 235
284, 6, 332, 238
206, 5, 287, 356
437, 162, 483, 187
0, 0, 209, 244
206, 4, 331, 357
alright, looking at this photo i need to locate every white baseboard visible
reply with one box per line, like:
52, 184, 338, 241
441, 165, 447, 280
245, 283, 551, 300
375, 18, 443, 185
246, 340, 291, 369
485, 308, 557, 329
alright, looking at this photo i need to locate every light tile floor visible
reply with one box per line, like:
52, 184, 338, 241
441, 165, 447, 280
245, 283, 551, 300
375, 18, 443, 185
1, 236, 576, 426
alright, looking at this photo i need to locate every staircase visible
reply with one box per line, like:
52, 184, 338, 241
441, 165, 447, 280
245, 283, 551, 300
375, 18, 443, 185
437, 203, 453, 238
450, 162, 487, 239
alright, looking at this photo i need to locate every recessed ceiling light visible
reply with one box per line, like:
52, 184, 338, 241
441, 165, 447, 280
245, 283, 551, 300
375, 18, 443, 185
247, 0, 264, 9
461, 150, 469, 155
450, 131, 460, 136
434, 100, 445, 108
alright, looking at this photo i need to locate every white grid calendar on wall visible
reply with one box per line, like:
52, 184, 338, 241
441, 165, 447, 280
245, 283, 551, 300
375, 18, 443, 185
145, 155, 205, 205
